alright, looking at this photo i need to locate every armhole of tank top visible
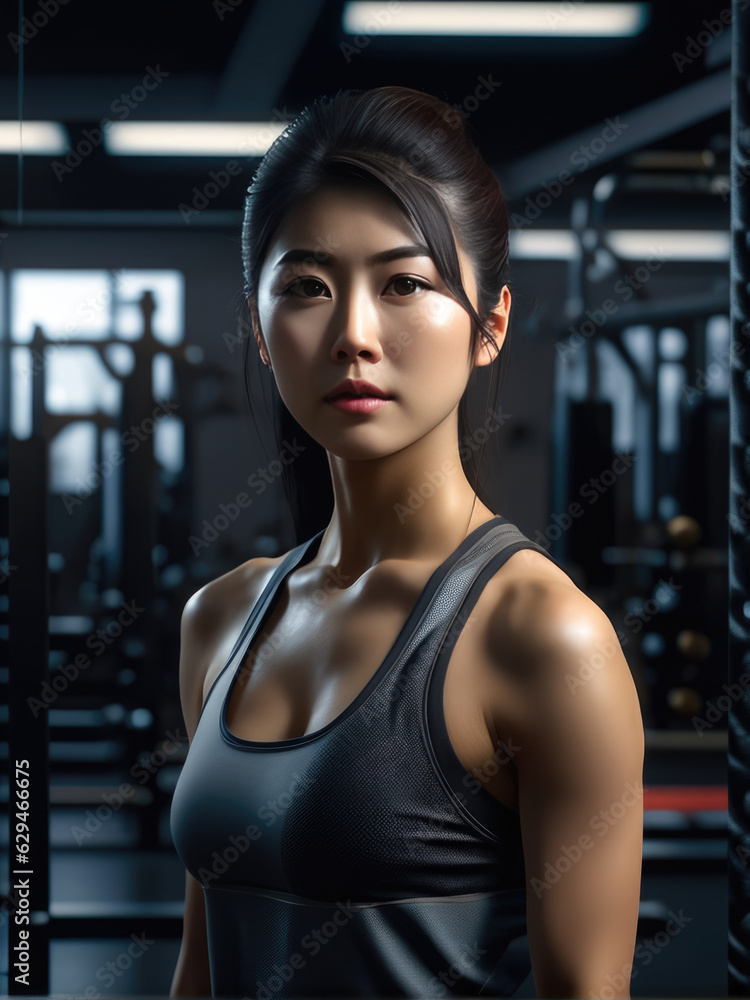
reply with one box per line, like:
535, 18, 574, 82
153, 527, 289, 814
423, 531, 571, 844
194, 541, 313, 727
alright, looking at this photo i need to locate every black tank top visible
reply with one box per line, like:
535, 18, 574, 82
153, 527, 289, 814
170, 515, 574, 998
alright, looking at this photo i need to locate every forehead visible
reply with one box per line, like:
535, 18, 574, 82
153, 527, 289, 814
268, 180, 421, 252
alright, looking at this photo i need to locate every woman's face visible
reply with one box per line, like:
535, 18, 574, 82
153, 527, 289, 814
253, 180, 509, 461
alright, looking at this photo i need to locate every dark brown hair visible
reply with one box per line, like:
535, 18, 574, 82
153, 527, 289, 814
241, 85, 511, 544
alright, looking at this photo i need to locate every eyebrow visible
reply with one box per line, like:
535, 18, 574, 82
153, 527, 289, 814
273, 244, 433, 269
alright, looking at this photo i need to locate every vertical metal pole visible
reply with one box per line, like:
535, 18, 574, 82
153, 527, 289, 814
120, 292, 158, 846
7, 427, 50, 988
728, 1, 750, 991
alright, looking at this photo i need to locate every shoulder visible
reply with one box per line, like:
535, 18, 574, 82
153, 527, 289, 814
177, 553, 283, 739
484, 546, 626, 688
181, 554, 280, 644
480, 545, 643, 761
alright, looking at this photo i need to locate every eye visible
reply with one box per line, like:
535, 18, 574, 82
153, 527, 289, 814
283, 277, 330, 298
386, 276, 431, 297
280, 274, 430, 299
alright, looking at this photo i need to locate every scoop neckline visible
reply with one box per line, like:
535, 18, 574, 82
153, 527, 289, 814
219, 514, 507, 751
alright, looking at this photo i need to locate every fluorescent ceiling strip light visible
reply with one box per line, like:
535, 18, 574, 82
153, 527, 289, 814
510, 230, 578, 259
343, 2, 649, 37
606, 229, 730, 261
0, 121, 68, 154
510, 230, 729, 260
104, 121, 288, 157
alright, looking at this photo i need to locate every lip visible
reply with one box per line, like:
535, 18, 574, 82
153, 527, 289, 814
324, 378, 393, 402
326, 396, 391, 414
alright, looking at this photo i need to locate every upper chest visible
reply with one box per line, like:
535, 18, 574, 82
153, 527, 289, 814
203, 557, 523, 813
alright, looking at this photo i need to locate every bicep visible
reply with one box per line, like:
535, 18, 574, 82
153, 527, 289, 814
178, 587, 219, 742
504, 596, 645, 997
171, 592, 216, 994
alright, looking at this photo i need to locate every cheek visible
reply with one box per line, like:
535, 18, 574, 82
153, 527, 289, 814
403, 301, 473, 368
263, 308, 320, 362
425, 297, 462, 329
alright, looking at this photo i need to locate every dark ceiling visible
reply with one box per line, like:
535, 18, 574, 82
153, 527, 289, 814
0, 0, 734, 217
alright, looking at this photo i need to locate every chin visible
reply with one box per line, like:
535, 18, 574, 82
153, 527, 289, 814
319, 433, 407, 463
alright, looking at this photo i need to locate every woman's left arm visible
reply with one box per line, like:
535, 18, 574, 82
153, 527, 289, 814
487, 580, 645, 998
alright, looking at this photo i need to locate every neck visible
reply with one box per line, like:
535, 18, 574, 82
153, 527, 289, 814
311, 422, 498, 583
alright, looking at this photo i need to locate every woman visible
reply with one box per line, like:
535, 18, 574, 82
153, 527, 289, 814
169, 86, 644, 998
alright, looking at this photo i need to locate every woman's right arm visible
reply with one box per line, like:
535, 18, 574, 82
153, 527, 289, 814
169, 588, 215, 996
170, 870, 212, 996
169, 559, 273, 996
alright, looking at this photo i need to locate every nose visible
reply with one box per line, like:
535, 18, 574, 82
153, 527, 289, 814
329, 285, 384, 363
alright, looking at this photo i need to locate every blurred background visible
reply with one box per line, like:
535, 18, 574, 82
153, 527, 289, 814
0, 0, 730, 994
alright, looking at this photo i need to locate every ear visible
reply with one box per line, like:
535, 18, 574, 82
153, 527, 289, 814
247, 297, 270, 366
474, 285, 511, 368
